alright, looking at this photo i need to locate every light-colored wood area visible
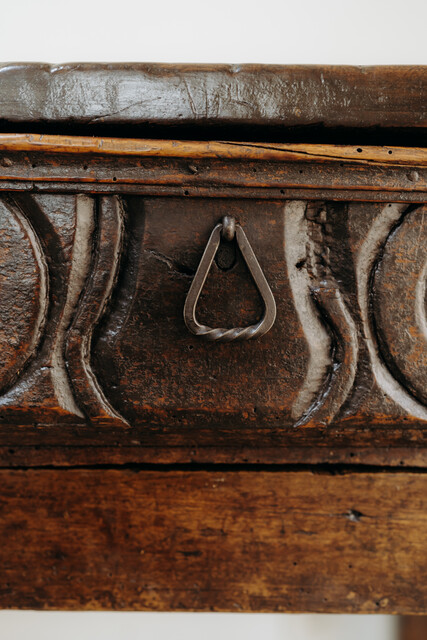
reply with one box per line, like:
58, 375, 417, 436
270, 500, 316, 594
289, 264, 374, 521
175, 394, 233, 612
0, 134, 426, 165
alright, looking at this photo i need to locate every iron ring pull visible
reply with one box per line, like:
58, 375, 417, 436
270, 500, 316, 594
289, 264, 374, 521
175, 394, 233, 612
183, 217, 276, 342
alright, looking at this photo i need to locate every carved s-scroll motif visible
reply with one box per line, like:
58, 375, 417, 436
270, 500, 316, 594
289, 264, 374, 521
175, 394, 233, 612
0, 193, 87, 421
65, 196, 129, 426
284, 201, 358, 426
0, 194, 127, 426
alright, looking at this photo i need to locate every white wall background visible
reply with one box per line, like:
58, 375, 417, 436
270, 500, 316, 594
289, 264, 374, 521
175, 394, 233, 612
2, 0, 427, 65
0, 612, 398, 640
0, 0, 425, 637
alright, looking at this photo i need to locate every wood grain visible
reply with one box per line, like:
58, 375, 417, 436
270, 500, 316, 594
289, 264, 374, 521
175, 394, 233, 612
0, 468, 426, 613
0, 134, 426, 165
400, 616, 427, 640
0, 182, 425, 203
0, 65, 425, 136
0, 66, 425, 617
0, 138, 425, 199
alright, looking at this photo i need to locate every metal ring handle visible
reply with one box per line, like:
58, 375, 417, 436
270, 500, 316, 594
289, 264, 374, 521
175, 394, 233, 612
183, 217, 276, 342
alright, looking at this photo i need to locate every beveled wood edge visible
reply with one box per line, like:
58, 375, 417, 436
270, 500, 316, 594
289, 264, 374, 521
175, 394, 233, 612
0, 134, 426, 165
0, 64, 425, 133
0, 183, 425, 202
1, 444, 427, 469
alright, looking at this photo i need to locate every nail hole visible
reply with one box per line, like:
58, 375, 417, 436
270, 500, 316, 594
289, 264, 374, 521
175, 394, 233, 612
184, 190, 189, 195
388, 150, 393, 154
83, 165, 88, 171
112, 176, 117, 181
356, 148, 363, 153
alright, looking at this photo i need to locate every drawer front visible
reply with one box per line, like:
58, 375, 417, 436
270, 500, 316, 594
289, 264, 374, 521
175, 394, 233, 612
0, 136, 426, 465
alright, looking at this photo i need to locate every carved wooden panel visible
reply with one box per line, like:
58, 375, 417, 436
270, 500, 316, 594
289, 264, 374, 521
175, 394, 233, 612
0, 136, 425, 465
91, 198, 427, 431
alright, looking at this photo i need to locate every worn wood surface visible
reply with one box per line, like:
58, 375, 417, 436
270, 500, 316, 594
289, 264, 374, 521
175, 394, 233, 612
0, 65, 425, 615
0, 65, 425, 141
2, 182, 425, 203
2, 444, 427, 468
0, 136, 425, 198
0, 468, 425, 613
0, 143, 425, 464
400, 616, 427, 640
1, 135, 427, 164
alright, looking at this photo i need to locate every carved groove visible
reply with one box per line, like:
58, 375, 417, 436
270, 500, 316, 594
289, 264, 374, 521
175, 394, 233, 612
285, 201, 358, 426
0, 195, 95, 421
47, 195, 95, 417
309, 287, 359, 425
416, 259, 427, 341
284, 201, 332, 419
372, 204, 427, 407
0, 196, 48, 394
65, 195, 129, 426
357, 203, 427, 420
